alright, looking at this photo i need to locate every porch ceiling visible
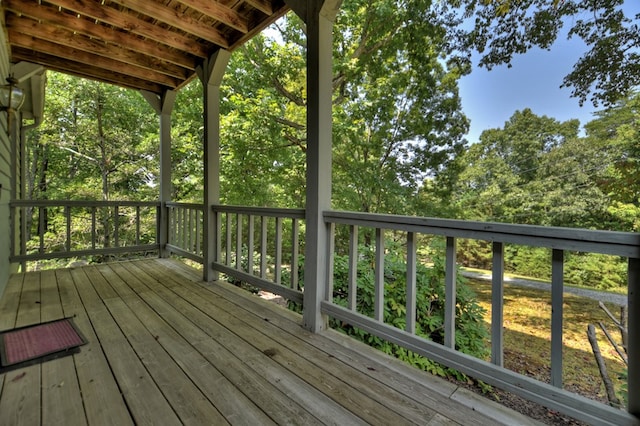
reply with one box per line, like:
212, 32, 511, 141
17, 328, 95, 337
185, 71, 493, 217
1, 0, 289, 94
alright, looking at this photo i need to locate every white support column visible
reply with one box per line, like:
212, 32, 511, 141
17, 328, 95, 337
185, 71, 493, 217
289, 0, 342, 333
142, 89, 176, 258
197, 49, 231, 282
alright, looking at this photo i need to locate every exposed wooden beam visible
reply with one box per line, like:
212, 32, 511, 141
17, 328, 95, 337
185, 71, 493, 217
4, 0, 197, 70
45, 0, 215, 56
8, 16, 190, 81
228, 4, 289, 51
12, 47, 166, 93
243, 0, 275, 16
108, 0, 232, 46
176, 0, 249, 33
9, 31, 181, 88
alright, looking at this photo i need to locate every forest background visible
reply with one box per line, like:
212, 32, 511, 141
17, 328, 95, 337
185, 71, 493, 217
24, 0, 639, 293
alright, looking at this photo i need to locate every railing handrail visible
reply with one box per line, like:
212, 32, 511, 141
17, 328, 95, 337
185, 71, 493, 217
166, 201, 204, 210
324, 210, 640, 258
213, 204, 306, 219
10, 199, 161, 208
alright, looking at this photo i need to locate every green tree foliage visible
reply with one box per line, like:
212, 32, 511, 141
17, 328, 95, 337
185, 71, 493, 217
445, 0, 640, 106
197, 1, 469, 213
27, 72, 158, 202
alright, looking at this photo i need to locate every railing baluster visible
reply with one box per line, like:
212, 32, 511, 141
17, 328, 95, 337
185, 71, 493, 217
260, 216, 267, 279
135, 205, 141, 246
551, 249, 564, 388
275, 217, 282, 285
374, 228, 385, 322
182, 207, 188, 250
114, 206, 119, 247
65, 205, 71, 252
348, 225, 358, 311
236, 213, 243, 270
225, 213, 232, 266
629, 257, 639, 417
91, 207, 97, 250
326, 222, 335, 301
188, 208, 194, 251
291, 219, 299, 290
444, 236, 457, 349
406, 231, 417, 334
195, 209, 201, 256
248, 215, 255, 275
39, 206, 44, 254
492, 241, 504, 367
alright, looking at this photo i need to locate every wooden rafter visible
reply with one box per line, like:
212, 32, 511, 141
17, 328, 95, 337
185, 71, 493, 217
2, 0, 289, 94
4, 0, 198, 69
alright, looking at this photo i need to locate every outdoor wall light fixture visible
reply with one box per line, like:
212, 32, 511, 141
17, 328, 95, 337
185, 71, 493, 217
0, 76, 24, 139
0, 76, 25, 112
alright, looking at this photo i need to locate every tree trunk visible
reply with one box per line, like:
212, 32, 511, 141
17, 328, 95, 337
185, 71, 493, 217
587, 324, 621, 407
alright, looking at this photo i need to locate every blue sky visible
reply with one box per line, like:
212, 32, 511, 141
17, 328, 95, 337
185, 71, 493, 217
458, 1, 640, 143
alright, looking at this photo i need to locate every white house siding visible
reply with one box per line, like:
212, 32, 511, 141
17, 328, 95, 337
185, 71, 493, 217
0, 16, 15, 297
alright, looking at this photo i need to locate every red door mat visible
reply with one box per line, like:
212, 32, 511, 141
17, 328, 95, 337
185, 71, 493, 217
0, 317, 87, 372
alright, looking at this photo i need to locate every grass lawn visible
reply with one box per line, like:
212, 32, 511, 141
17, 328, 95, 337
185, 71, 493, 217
466, 278, 628, 407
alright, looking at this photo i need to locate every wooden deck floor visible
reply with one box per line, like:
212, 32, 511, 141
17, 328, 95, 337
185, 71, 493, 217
0, 258, 539, 425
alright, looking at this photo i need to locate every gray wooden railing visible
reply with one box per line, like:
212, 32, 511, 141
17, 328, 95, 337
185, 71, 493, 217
212, 205, 305, 304
166, 202, 205, 263
322, 210, 639, 426
10, 200, 160, 266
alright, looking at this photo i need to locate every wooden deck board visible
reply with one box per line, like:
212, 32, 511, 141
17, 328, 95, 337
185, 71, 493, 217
0, 259, 539, 425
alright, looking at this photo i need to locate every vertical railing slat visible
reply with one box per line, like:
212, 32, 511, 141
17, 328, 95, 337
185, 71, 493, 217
236, 213, 243, 270
65, 205, 71, 252
628, 257, 639, 417
196, 209, 201, 257
91, 207, 97, 250
225, 213, 232, 266
39, 206, 44, 254
114, 206, 119, 247
406, 231, 417, 334
135, 205, 141, 246
551, 249, 564, 388
326, 222, 335, 301
275, 217, 282, 285
491, 241, 504, 366
188, 208, 194, 252
291, 219, 299, 290
248, 215, 255, 275
374, 228, 385, 322
348, 225, 358, 311
260, 216, 267, 279
444, 236, 457, 349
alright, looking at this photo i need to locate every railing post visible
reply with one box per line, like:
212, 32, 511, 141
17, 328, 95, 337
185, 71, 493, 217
629, 257, 639, 418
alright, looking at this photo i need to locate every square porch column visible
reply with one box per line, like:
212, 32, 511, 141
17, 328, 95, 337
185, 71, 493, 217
288, 0, 342, 332
198, 49, 231, 282
142, 89, 176, 258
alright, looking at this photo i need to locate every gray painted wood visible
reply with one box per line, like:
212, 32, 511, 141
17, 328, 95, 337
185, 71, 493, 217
375, 228, 385, 322
291, 219, 299, 290
198, 49, 230, 282
324, 210, 640, 258
551, 249, 564, 388
629, 257, 639, 417
348, 224, 358, 311
444, 236, 457, 349
406, 231, 417, 334
491, 241, 504, 367
301, 1, 337, 333
275, 216, 282, 285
